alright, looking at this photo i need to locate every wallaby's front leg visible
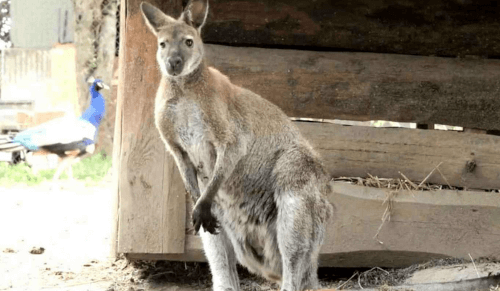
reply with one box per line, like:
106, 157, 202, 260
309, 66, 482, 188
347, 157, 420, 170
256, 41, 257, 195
192, 143, 241, 234
168, 144, 201, 201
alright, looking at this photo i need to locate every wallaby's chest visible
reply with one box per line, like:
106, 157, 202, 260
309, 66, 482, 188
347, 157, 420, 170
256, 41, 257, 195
156, 94, 205, 141
156, 95, 215, 179
167, 97, 205, 145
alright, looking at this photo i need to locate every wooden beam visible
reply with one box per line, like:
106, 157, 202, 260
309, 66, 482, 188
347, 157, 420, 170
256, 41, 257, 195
117, 0, 186, 254
125, 234, 205, 262
295, 121, 500, 190
205, 45, 500, 131
110, 0, 128, 258
320, 183, 500, 267
126, 184, 500, 268
202, 0, 500, 58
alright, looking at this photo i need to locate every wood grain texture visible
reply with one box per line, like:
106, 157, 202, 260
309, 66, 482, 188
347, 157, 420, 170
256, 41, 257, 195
295, 121, 500, 190
126, 234, 205, 262
117, 0, 186, 254
202, 0, 500, 58
128, 184, 500, 268
320, 183, 500, 267
162, 155, 187, 253
110, 0, 128, 258
205, 45, 500, 131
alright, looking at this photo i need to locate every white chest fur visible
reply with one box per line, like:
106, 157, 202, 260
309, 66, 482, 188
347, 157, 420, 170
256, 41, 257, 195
155, 95, 215, 187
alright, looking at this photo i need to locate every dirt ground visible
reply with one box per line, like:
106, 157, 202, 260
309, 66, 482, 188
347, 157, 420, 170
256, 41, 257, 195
0, 180, 281, 291
0, 180, 118, 291
0, 180, 278, 291
0, 180, 350, 291
4, 180, 495, 291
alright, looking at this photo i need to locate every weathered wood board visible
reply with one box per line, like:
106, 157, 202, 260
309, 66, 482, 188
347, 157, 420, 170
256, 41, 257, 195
203, 0, 500, 58
110, 0, 127, 258
205, 45, 500, 131
296, 121, 500, 190
115, 0, 186, 254
126, 183, 500, 268
321, 183, 500, 267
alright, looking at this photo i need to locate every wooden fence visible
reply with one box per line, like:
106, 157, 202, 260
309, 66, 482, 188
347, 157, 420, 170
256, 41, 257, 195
112, 0, 500, 267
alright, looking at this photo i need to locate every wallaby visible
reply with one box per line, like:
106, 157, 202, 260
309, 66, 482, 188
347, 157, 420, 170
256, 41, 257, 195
141, 1, 334, 290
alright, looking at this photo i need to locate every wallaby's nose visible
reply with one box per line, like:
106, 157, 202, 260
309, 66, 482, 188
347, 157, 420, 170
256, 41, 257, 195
167, 56, 183, 75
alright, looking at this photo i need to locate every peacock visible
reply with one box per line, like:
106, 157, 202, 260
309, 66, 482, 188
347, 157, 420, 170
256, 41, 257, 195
0, 77, 109, 182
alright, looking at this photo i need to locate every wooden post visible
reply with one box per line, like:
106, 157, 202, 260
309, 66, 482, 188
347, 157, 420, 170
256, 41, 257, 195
109, 0, 128, 258
115, 0, 186, 255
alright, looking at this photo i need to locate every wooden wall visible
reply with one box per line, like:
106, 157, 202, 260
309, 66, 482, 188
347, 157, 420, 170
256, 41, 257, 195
202, 0, 500, 58
114, 0, 500, 266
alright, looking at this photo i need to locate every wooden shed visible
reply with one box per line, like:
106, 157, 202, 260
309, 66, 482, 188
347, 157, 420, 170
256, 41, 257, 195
112, 0, 500, 267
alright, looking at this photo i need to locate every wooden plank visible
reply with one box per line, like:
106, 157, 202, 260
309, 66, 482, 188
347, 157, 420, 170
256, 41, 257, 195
126, 234, 205, 262
127, 184, 500, 268
320, 183, 500, 267
205, 45, 500, 131
295, 121, 500, 190
117, 0, 186, 254
110, 0, 128, 258
202, 0, 500, 58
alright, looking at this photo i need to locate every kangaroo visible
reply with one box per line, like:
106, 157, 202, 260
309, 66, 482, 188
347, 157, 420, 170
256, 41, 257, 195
141, 1, 334, 290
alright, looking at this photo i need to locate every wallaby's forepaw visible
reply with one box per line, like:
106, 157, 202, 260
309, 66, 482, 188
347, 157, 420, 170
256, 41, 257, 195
193, 200, 220, 235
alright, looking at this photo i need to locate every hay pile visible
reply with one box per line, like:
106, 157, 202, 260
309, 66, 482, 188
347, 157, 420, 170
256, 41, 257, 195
322, 258, 472, 290
333, 163, 456, 192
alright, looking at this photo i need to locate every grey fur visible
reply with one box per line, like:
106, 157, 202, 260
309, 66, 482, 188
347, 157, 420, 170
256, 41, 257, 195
140, 1, 334, 290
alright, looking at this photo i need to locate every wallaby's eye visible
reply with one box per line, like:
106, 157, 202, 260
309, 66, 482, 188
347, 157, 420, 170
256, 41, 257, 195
185, 39, 193, 47
159, 41, 166, 49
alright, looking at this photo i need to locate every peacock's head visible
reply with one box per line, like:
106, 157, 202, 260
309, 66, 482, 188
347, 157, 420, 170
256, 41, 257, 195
87, 76, 110, 93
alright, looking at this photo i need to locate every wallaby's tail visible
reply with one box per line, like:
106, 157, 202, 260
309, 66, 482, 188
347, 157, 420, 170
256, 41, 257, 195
0, 135, 25, 152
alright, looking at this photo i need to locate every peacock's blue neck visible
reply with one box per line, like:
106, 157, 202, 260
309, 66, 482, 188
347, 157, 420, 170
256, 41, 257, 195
80, 83, 106, 128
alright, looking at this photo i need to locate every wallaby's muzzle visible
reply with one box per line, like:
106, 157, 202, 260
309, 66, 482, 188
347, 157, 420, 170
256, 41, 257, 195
167, 56, 184, 76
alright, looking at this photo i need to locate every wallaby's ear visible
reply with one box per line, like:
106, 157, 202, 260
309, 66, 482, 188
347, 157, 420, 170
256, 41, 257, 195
140, 2, 176, 35
179, 0, 209, 32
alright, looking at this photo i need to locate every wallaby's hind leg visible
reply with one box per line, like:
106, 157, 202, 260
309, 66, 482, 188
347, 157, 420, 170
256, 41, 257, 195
200, 228, 240, 291
277, 193, 325, 291
300, 258, 321, 290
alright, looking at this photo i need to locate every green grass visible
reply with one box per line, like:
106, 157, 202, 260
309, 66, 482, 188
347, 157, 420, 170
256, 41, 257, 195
0, 151, 112, 187
72, 151, 112, 182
